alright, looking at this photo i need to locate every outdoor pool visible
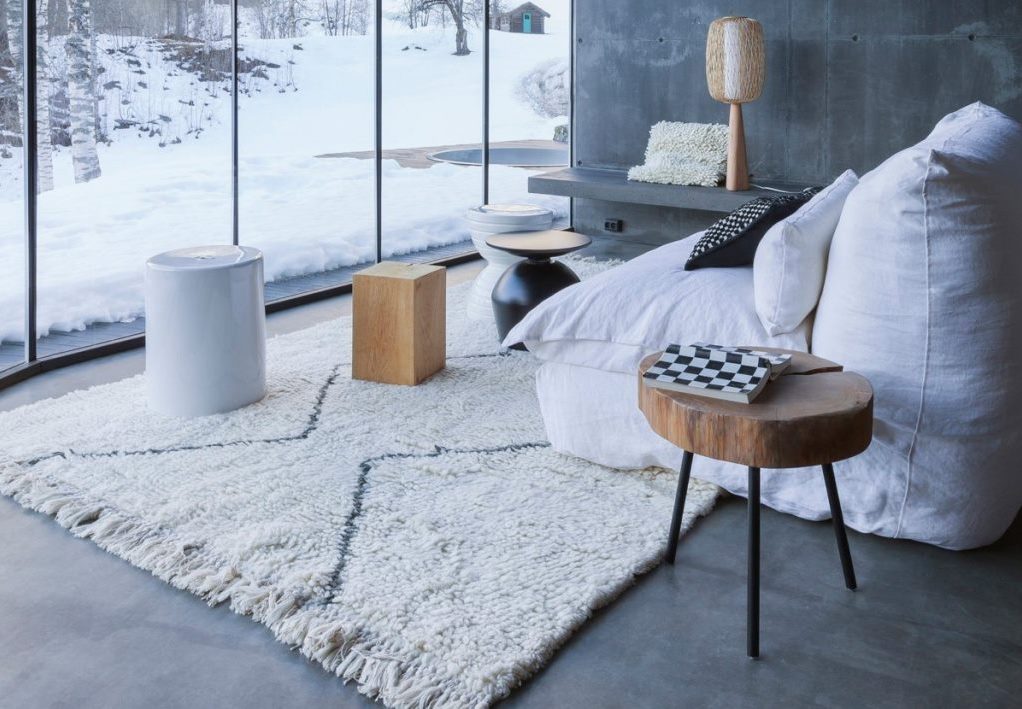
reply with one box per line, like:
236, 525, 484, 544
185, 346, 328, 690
427, 146, 569, 168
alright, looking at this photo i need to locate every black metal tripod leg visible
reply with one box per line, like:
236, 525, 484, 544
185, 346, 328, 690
664, 451, 694, 565
748, 466, 760, 658
822, 463, 857, 591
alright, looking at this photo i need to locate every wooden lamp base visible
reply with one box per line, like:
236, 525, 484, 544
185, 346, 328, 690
726, 102, 750, 191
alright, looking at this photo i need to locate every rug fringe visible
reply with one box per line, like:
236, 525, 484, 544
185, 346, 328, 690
0, 463, 509, 708
0, 445, 717, 709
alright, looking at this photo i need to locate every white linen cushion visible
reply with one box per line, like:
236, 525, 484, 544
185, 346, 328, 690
753, 169, 858, 335
813, 102, 1022, 549
504, 233, 810, 374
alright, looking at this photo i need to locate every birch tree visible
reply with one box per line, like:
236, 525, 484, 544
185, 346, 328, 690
88, 1, 100, 142
4, 0, 23, 152
3, 0, 53, 191
35, 0, 54, 191
66, 0, 99, 182
322, 0, 368, 36
0, 24, 19, 156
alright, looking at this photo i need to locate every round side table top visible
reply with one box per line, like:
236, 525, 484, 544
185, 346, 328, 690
638, 348, 874, 469
147, 245, 262, 272
485, 230, 592, 258
466, 204, 554, 229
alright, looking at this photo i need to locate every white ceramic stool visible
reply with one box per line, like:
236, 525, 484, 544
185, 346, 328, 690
145, 245, 266, 417
466, 204, 553, 321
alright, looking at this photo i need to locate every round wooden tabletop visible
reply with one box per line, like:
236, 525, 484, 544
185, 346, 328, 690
638, 348, 874, 469
485, 230, 592, 258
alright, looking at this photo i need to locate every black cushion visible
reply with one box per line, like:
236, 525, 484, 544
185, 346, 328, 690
685, 188, 821, 270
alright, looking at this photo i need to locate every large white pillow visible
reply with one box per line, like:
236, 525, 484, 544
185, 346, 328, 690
504, 233, 810, 375
812, 102, 1022, 549
753, 169, 858, 335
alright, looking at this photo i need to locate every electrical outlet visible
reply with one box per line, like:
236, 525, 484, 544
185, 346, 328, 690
604, 219, 623, 233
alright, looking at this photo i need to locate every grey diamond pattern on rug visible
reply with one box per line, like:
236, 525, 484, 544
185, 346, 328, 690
0, 259, 718, 709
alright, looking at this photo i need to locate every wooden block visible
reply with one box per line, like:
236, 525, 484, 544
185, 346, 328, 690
352, 262, 446, 386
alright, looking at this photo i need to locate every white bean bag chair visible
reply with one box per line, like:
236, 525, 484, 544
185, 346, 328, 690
812, 102, 1022, 548
510, 102, 1022, 549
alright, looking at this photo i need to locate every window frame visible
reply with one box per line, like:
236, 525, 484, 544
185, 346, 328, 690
1, 0, 575, 391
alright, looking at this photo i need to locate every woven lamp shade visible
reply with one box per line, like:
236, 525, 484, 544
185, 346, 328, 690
706, 16, 765, 104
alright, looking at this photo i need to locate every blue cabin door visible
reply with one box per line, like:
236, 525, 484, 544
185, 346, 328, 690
523, 12, 532, 33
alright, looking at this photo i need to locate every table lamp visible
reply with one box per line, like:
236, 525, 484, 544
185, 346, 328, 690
706, 16, 765, 191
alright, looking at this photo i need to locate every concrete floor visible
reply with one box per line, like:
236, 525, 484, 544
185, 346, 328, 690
1, 259, 1020, 708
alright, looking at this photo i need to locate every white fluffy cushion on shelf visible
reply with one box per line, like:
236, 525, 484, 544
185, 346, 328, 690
627, 122, 728, 187
753, 170, 858, 335
503, 233, 810, 375
813, 102, 1022, 549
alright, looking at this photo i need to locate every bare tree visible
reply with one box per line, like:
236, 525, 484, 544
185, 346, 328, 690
66, 0, 99, 182
397, 0, 430, 29
172, 0, 187, 36
192, 0, 224, 37
321, 0, 368, 36
320, 0, 339, 34
254, 0, 316, 39
489, 0, 509, 24
420, 0, 474, 55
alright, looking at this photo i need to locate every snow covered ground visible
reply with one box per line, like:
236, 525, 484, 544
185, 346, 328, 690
0, 3, 569, 344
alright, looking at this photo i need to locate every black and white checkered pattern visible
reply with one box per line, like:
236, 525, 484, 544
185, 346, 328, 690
692, 342, 792, 371
643, 344, 771, 395
685, 188, 821, 269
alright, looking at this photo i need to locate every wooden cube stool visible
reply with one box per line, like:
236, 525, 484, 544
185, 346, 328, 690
352, 262, 446, 385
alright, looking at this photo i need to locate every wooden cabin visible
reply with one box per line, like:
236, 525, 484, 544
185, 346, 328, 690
491, 3, 551, 34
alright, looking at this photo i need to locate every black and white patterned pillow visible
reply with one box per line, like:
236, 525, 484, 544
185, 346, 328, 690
685, 188, 821, 270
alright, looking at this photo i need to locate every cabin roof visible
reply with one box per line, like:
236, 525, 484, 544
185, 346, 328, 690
500, 3, 551, 19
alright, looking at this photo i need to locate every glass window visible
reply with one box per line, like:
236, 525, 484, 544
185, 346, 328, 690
35, 0, 232, 358
0, 0, 573, 387
1, 0, 25, 373
381, 0, 483, 265
488, 0, 569, 227
239, 0, 376, 302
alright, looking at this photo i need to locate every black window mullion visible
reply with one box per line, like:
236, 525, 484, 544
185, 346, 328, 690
231, 0, 240, 247
23, 0, 38, 363
568, 0, 575, 229
374, 0, 383, 264
482, 1, 491, 207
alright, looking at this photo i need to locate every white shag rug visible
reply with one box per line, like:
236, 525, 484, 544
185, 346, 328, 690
0, 258, 718, 709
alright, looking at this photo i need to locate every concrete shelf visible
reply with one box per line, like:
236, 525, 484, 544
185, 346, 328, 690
528, 167, 806, 214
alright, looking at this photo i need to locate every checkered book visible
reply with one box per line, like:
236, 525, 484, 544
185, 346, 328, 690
643, 344, 786, 404
691, 343, 792, 379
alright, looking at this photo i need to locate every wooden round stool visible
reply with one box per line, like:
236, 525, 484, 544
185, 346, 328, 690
638, 348, 873, 658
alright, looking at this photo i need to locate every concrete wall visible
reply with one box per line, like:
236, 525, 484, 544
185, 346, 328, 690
572, 0, 1022, 247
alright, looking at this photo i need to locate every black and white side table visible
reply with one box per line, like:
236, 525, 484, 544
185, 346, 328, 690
486, 229, 592, 349
638, 348, 873, 658
465, 204, 553, 321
